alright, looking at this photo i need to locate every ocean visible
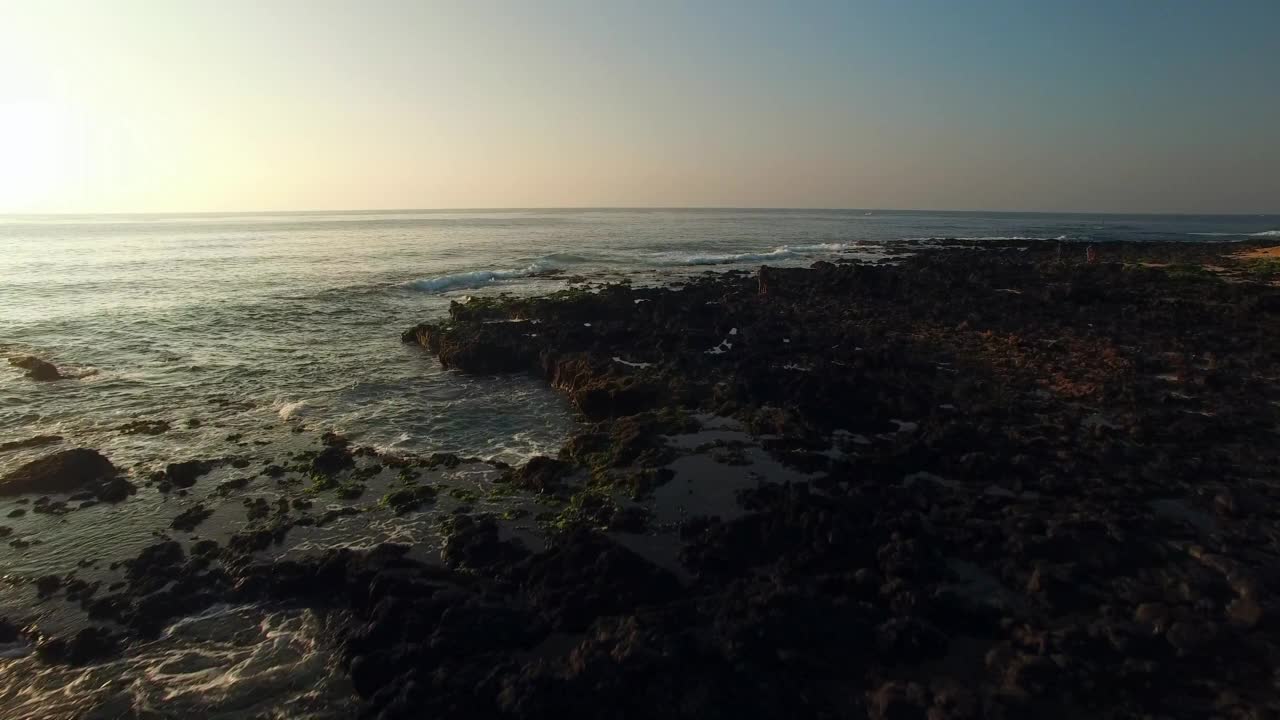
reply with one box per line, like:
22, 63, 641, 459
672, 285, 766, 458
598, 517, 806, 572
0, 208, 1276, 716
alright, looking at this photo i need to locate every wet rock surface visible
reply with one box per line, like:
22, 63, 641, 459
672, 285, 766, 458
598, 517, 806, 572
0, 449, 131, 502
157, 459, 215, 491
8, 356, 63, 381
0, 435, 64, 454
170, 504, 214, 532
392, 240, 1280, 719
117, 419, 171, 436
8, 239, 1280, 719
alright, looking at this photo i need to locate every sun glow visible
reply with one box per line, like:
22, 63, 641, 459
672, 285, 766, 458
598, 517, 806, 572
0, 100, 71, 211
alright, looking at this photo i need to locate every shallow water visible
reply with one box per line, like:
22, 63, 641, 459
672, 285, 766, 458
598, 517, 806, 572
0, 604, 353, 720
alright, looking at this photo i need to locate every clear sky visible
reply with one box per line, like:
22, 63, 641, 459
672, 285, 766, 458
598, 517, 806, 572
1, 0, 1276, 214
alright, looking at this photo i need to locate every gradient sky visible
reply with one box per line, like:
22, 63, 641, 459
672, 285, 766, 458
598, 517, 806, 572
1, 0, 1277, 214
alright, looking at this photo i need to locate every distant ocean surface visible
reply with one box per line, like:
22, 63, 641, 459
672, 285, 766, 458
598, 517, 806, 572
2, 209, 1278, 479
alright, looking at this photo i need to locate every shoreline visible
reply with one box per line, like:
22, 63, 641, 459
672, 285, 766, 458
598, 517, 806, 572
3, 238, 1280, 717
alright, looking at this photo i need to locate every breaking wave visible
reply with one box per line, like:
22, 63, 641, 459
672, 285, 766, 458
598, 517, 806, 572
405, 258, 565, 293
647, 243, 854, 266
0, 605, 352, 720
1187, 230, 1280, 238
274, 399, 309, 421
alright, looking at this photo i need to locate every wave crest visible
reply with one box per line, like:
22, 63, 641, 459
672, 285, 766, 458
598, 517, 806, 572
648, 243, 853, 266
1187, 230, 1280, 238
274, 399, 308, 421
406, 259, 563, 293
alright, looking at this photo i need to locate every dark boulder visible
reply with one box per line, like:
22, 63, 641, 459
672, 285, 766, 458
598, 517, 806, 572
0, 435, 63, 453
8, 356, 63, 381
163, 460, 215, 489
0, 449, 117, 497
311, 433, 354, 475
381, 486, 438, 515
35, 627, 121, 666
35, 574, 62, 597
0, 617, 20, 643
171, 504, 214, 532
518, 530, 683, 631
510, 456, 572, 493
98, 476, 136, 503
441, 514, 529, 572
118, 420, 171, 436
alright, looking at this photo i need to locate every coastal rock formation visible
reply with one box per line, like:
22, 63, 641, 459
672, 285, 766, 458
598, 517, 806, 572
8, 356, 63, 381
158, 459, 215, 490
0, 617, 20, 644
117, 419, 171, 436
0, 449, 125, 499
389, 240, 1280, 719
34, 627, 121, 666
170, 504, 213, 532
403, 321, 536, 374
507, 455, 571, 493
0, 435, 63, 453
15, 239, 1280, 720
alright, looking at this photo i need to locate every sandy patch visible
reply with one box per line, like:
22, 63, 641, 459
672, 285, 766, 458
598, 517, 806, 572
1235, 246, 1280, 261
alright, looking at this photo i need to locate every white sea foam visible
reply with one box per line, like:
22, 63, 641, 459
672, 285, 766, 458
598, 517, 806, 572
919, 235, 1073, 242
648, 243, 853, 266
705, 339, 734, 355
0, 605, 351, 720
1251, 230, 1280, 237
275, 399, 308, 421
891, 419, 919, 434
406, 259, 561, 293
792, 243, 857, 252
652, 247, 793, 266
370, 432, 413, 455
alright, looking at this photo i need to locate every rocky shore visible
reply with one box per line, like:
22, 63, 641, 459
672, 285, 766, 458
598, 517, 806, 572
4, 239, 1280, 719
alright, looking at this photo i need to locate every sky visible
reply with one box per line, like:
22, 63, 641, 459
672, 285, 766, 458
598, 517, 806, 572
0, 0, 1277, 215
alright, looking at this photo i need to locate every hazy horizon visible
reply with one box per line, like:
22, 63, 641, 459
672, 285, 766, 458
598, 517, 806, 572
3, 205, 1279, 220
2, 0, 1277, 215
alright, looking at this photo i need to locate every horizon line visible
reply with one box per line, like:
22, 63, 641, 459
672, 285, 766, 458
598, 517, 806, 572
1, 205, 1277, 219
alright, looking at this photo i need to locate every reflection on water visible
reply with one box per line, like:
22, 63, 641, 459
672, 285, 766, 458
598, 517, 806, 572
0, 604, 353, 720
